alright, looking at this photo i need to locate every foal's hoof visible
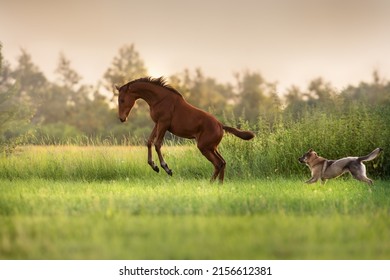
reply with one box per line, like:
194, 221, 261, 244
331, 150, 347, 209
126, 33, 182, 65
153, 166, 160, 173
161, 163, 172, 176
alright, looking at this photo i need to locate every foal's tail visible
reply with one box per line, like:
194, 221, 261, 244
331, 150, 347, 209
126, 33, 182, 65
222, 125, 255, 140
358, 148, 383, 162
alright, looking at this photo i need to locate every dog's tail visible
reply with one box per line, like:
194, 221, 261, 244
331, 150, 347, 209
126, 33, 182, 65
358, 148, 383, 162
223, 125, 255, 140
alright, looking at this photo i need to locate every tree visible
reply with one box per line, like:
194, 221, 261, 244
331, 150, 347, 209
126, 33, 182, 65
55, 52, 82, 90
0, 44, 32, 153
36, 53, 116, 139
283, 86, 308, 120
102, 44, 154, 141
103, 44, 148, 92
340, 71, 390, 107
234, 70, 280, 124
283, 78, 341, 121
12, 49, 48, 112
33, 53, 86, 125
169, 68, 234, 118
306, 77, 337, 109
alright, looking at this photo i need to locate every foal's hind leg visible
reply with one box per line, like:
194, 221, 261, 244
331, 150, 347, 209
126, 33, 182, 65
198, 146, 226, 183
215, 150, 226, 182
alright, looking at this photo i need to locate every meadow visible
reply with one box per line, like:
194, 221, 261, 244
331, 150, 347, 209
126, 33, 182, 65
0, 145, 389, 260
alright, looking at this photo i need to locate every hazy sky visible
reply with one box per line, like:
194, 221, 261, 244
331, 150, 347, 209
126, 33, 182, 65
1, 0, 390, 93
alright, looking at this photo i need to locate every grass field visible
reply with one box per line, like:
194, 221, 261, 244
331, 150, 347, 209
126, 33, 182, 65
0, 145, 389, 259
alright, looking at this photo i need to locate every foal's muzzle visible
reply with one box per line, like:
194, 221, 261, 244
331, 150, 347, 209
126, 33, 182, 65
119, 117, 127, 123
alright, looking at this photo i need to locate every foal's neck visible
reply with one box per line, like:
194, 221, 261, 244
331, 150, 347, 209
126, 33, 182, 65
132, 83, 170, 107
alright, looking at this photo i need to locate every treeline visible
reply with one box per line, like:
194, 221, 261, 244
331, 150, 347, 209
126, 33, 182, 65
1, 43, 390, 146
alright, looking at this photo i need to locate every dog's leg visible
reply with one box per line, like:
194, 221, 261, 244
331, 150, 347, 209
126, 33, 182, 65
320, 178, 327, 185
354, 175, 373, 185
350, 163, 373, 185
305, 176, 319, 184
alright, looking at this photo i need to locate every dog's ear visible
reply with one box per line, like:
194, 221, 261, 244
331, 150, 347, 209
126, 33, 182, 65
308, 148, 313, 153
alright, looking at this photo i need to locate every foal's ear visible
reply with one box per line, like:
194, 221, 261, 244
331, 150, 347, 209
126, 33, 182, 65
115, 85, 121, 91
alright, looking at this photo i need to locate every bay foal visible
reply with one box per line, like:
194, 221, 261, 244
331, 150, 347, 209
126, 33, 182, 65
117, 77, 254, 183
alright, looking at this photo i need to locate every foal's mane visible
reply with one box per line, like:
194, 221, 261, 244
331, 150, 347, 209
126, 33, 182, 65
122, 77, 182, 97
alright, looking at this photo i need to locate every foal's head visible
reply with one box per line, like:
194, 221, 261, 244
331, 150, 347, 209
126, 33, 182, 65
116, 84, 136, 123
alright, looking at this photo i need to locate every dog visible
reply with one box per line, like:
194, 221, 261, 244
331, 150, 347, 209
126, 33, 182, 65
298, 148, 383, 185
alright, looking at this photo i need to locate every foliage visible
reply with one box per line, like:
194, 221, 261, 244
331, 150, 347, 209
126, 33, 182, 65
1, 43, 390, 175
222, 104, 389, 179
233, 70, 281, 124
0, 44, 32, 155
10, 49, 47, 119
169, 68, 235, 119
103, 44, 148, 91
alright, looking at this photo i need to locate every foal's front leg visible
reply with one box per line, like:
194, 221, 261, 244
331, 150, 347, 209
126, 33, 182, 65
154, 123, 173, 176
147, 125, 159, 173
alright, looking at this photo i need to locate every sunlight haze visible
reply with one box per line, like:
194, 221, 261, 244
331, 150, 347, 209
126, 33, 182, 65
1, 0, 390, 93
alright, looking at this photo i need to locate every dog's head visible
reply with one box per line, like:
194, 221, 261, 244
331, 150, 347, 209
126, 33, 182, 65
298, 148, 318, 164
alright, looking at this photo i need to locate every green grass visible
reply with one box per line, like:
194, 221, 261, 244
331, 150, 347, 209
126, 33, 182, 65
0, 146, 390, 259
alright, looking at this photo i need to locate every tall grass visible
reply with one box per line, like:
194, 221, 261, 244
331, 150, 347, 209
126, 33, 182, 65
222, 104, 389, 179
25, 104, 389, 180
0, 145, 211, 181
